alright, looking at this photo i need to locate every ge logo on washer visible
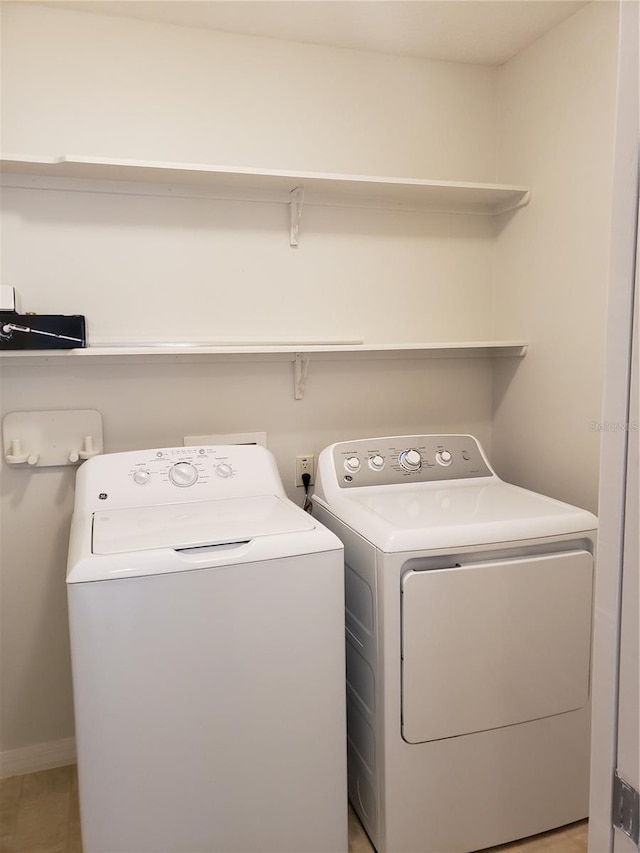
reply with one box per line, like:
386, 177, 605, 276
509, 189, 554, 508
98, 493, 108, 500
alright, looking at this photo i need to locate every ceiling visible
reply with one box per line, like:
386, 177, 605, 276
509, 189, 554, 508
35, 0, 589, 66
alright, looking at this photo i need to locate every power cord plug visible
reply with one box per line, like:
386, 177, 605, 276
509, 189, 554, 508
301, 472, 313, 513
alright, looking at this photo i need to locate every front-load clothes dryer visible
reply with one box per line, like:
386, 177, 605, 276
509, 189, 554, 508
67, 444, 347, 853
312, 434, 597, 853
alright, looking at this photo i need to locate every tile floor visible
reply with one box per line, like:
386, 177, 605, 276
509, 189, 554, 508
348, 810, 588, 853
1, 765, 588, 853
0, 765, 81, 853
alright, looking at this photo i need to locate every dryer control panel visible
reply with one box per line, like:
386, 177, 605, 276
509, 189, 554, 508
330, 434, 492, 488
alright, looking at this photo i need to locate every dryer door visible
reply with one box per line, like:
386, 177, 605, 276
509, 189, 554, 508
401, 550, 593, 744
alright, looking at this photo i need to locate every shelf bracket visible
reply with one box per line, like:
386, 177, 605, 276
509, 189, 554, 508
289, 185, 304, 247
293, 352, 310, 399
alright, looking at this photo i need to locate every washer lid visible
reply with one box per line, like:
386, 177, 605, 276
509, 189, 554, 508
322, 481, 597, 551
92, 494, 314, 555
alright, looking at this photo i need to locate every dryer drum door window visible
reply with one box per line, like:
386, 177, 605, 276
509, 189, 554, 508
400, 550, 593, 744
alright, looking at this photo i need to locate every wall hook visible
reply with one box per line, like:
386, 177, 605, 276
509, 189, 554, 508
69, 436, 99, 463
5, 438, 38, 465
78, 435, 99, 460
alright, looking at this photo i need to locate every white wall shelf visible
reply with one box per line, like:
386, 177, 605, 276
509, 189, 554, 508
0, 341, 528, 399
0, 341, 528, 359
0, 155, 531, 245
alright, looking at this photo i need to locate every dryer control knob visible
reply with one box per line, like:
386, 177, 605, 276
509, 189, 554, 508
133, 469, 151, 485
436, 450, 453, 466
399, 449, 422, 471
169, 461, 198, 487
344, 456, 361, 473
216, 463, 232, 478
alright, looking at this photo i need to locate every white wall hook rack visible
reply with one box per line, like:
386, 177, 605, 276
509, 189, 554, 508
3, 410, 103, 468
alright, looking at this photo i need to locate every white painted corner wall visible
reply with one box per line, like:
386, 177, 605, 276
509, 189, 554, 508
492, 0, 619, 514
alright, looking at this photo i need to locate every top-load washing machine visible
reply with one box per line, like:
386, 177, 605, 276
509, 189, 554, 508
312, 434, 597, 853
67, 444, 347, 853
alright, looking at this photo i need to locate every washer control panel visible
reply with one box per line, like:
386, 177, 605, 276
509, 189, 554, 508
76, 444, 284, 512
128, 447, 237, 490
332, 435, 492, 488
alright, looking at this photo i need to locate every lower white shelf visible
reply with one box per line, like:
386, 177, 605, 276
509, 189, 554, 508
0, 341, 528, 399
0, 340, 527, 360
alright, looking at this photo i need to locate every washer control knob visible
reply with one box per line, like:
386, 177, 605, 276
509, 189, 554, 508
344, 456, 361, 473
399, 449, 422, 471
168, 461, 198, 487
216, 463, 232, 478
436, 450, 453, 466
133, 469, 151, 485
369, 454, 385, 471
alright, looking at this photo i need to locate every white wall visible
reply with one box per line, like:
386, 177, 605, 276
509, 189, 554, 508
0, 3, 501, 761
1, 3, 500, 345
1, 3, 498, 178
493, 1, 619, 514
1, 188, 497, 345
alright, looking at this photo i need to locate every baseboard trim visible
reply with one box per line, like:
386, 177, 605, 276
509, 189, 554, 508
0, 737, 76, 778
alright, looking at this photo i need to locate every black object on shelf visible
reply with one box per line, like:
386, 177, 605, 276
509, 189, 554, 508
0, 314, 87, 350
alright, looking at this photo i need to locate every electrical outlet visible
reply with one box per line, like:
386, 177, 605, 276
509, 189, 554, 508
296, 454, 315, 487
